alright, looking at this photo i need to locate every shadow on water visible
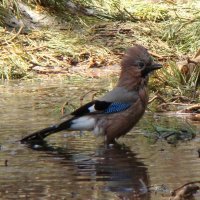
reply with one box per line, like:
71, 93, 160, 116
26, 141, 150, 200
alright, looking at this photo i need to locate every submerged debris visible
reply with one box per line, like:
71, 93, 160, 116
170, 181, 200, 200
144, 124, 196, 145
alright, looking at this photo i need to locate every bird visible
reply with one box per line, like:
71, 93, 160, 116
20, 44, 162, 144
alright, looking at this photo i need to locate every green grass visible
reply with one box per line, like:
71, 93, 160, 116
157, 61, 199, 99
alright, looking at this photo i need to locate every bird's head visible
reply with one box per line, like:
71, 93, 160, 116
121, 44, 162, 78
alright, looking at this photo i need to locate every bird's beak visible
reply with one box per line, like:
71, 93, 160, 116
141, 62, 162, 77
151, 62, 162, 71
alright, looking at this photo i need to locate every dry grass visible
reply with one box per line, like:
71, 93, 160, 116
0, 0, 199, 103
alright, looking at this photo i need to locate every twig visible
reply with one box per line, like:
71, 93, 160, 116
79, 89, 98, 106
149, 94, 167, 104
171, 181, 200, 195
26, 46, 46, 51
160, 102, 192, 106
170, 181, 200, 200
0, 24, 24, 46
176, 18, 197, 33
61, 101, 69, 116
8, 24, 24, 42
60, 101, 76, 118
169, 95, 191, 103
178, 104, 200, 113
149, 50, 164, 59
123, 8, 138, 22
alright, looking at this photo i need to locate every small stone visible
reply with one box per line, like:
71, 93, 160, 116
33, 144, 41, 149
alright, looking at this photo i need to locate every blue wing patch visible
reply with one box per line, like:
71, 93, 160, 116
104, 102, 131, 114
71, 100, 131, 116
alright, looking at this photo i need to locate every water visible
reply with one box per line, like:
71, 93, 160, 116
0, 78, 199, 200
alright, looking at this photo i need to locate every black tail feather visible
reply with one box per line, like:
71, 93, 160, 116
20, 125, 58, 143
20, 119, 72, 143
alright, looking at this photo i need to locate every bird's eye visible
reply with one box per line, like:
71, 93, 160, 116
138, 61, 145, 68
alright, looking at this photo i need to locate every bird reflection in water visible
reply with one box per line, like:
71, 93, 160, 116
28, 141, 150, 200
93, 144, 150, 200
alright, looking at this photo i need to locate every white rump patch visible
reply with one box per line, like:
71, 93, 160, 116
88, 105, 96, 113
70, 116, 95, 131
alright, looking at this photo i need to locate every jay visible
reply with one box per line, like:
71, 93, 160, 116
21, 44, 162, 144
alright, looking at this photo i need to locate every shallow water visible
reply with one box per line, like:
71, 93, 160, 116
0, 78, 199, 200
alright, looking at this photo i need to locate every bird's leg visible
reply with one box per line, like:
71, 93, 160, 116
103, 132, 116, 148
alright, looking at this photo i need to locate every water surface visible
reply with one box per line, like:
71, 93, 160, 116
0, 78, 199, 200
